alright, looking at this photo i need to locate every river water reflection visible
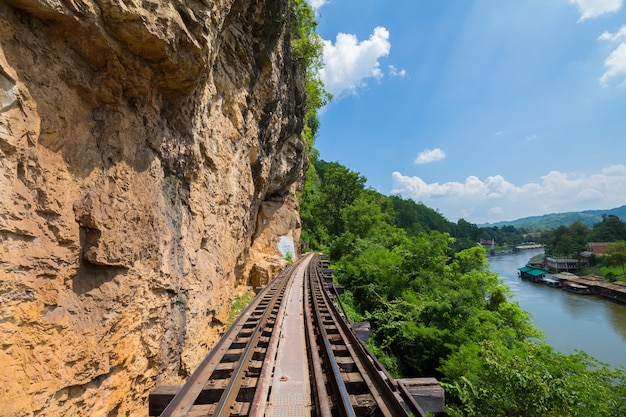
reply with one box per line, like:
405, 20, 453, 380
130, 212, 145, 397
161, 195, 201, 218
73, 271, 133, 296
487, 248, 626, 369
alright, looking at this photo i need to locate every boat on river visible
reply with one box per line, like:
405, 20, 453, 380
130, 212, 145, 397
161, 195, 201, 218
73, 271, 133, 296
542, 276, 562, 287
518, 265, 550, 283
562, 282, 592, 295
553, 273, 626, 302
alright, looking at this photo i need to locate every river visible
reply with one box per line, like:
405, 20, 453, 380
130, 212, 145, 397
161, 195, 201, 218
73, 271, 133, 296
487, 248, 626, 369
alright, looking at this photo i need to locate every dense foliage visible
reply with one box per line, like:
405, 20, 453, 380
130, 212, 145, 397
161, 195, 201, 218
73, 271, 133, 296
299, 158, 626, 416
289, 0, 331, 152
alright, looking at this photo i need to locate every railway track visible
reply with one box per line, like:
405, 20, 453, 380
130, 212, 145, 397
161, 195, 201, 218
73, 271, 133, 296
150, 254, 426, 417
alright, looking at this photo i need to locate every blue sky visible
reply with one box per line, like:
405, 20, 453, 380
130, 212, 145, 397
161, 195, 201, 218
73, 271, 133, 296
310, 0, 626, 224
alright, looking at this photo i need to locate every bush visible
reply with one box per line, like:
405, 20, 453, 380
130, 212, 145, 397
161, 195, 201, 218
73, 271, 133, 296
284, 251, 294, 264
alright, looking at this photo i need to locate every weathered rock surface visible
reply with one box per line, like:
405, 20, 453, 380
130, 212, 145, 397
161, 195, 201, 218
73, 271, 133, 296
0, 1, 306, 415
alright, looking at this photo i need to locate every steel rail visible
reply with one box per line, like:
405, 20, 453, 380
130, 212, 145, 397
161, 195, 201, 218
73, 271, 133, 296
304, 259, 334, 417
247, 267, 295, 417
331, 283, 352, 324
346, 318, 426, 416
210, 273, 286, 416
313, 260, 427, 417
159, 256, 306, 416
309, 257, 356, 417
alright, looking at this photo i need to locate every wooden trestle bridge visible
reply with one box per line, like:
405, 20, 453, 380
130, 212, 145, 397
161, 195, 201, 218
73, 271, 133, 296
149, 253, 441, 417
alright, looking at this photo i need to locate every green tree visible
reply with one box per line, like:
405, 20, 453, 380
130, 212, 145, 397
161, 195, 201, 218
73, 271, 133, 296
455, 218, 481, 250
546, 223, 587, 256
289, 0, 331, 151
316, 161, 366, 236
390, 195, 453, 236
603, 240, 626, 278
569, 220, 590, 244
546, 223, 586, 256
341, 189, 395, 239
589, 214, 626, 242
299, 161, 327, 249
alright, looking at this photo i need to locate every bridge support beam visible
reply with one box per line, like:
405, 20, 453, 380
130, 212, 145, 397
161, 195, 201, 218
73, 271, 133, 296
398, 378, 445, 413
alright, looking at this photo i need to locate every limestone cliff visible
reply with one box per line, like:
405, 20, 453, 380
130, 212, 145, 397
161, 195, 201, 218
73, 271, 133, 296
0, 1, 306, 415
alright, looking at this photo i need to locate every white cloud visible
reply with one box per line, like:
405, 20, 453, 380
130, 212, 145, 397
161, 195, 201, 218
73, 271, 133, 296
599, 27, 626, 86
603, 164, 626, 175
391, 165, 626, 224
569, 0, 622, 21
309, 0, 329, 9
600, 43, 626, 85
598, 25, 626, 42
318, 27, 391, 96
414, 148, 446, 165
526, 134, 539, 141
577, 188, 603, 199
489, 206, 504, 216
388, 65, 407, 77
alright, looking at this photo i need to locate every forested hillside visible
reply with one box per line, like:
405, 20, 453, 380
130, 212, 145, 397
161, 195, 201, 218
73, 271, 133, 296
481, 205, 626, 229
300, 158, 626, 417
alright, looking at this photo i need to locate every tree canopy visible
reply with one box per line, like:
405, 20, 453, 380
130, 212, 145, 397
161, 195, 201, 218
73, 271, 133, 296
289, 0, 331, 151
589, 214, 626, 242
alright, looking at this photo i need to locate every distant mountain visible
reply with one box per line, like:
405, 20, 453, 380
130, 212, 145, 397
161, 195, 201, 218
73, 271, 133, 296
479, 205, 626, 230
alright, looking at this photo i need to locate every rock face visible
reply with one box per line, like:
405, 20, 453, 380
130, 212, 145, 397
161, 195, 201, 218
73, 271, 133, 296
0, 1, 306, 415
